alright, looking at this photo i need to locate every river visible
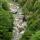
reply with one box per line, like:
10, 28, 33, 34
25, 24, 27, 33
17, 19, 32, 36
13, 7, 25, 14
9, 3, 26, 40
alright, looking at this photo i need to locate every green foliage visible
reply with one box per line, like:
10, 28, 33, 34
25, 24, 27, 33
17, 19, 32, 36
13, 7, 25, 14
0, 8, 13, 40
30, 31, 40, 40
0, 0, 40, 40
0, 0, 9, 11
20, 31, 32, 40
12, 0, 27, 6
20, 0, 40, 40
17, 0, 27, 6
0, 0, 14, 40
27, 13, 40, 33
2, 2, 9, 11
22, 0, 40, 15
22, 0, 40, 33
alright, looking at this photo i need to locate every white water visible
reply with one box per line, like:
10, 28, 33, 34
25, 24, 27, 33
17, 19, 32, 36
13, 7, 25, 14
10, 3, 26, 40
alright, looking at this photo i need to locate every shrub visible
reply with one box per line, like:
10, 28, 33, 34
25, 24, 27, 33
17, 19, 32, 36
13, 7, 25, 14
0, 8, 13, 40
30, 31, 40, 40
20, 0, 40, 40
20, 31, 32, 40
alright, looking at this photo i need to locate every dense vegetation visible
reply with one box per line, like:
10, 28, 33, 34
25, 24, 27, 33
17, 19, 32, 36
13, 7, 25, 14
0, 0, 14, 40
18, 0, 40, 40
0, 0, 40, 40
13, 0, 40, 40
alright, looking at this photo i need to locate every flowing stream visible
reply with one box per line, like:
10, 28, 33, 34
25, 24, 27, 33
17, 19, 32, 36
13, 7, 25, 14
9, 3, 27, 40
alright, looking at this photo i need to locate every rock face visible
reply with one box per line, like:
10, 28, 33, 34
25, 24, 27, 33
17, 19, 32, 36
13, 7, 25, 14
9, 3, 19, 13
10, 3, 26, 40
